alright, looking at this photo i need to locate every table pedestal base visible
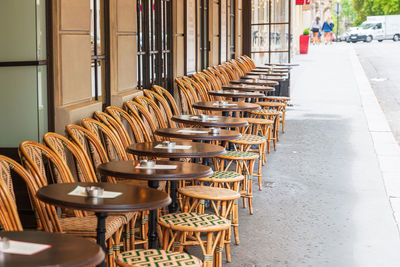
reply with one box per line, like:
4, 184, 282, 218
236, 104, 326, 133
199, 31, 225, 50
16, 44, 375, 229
96, 212, 108, 267
148, 180, 160, 249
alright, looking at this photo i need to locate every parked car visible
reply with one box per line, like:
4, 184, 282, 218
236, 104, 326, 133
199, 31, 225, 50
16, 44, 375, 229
338, 27, 359, 42
349, 15, 400, 43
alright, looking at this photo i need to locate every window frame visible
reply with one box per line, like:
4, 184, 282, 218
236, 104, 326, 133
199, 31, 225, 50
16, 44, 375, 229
137, 0, 173, 92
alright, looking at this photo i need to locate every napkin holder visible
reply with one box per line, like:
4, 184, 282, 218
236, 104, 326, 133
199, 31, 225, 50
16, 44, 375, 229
85, 186, 104, 198
217, 100, 228, 106
208, 127, 221, 134
0, 237, 10, 250
139, 160, 156, 168
161, 141, 176, 148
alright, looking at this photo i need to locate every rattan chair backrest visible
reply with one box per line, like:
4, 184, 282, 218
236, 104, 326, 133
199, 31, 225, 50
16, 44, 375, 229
124, 100, 161, 142
0, 179, 23, 231
143, 90, 177, 128
81, 118, 131, 161
134, 95, 168, 129
43, 132, 96, 183
152, 85, 181, 116
65, 124, 116, 183
19, 141, 81, 227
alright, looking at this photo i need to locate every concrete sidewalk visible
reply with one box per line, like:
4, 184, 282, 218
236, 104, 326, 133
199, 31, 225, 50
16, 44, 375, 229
229, 44, 400, 266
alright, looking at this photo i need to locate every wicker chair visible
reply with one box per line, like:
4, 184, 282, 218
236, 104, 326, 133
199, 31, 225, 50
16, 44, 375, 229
0, 156, 26, 231
18, 141, 125, 265
133, 95, 169, 130
143, 89, 178, 128
250, 109, 281, 152
158, 212, 230, 267
197, 171, 243, 245
124, 100, 162, 142
262, 96, 291, 133
116, 249, 202, 267
105, 106, 150, 143
66, 125, 149, 250
152, 85, 182, 117
178, 186, 240, 263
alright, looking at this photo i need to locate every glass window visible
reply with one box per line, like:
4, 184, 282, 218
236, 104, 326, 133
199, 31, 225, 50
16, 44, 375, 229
251, 0, 291, 64
230, 0, 235, 59
90, 0, 109, 106
137, 0, 172, 91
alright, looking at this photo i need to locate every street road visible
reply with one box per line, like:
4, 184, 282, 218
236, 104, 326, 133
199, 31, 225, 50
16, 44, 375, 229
354, 41, 400, 144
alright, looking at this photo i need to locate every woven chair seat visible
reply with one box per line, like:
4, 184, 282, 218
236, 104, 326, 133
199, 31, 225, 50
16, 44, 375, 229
159, 212, 230, 232
116, 249, 202, 267
230, 134, 266, 144
244, 117, 274, 125
256, 101, 285, 107
199, 171, 244, 182
250, 108, 281, 116
264, 96, 290, 101
60, 215, 124, 240
217, 150, 259, 160
179, 186, 240, 201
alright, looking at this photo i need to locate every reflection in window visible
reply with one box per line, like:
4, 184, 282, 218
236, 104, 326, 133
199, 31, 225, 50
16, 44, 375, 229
199, 0, 209, 69
90, 0, 109, 105
230, 0, 235, 59
137, 0, 172, 91
251, 0, 290, 64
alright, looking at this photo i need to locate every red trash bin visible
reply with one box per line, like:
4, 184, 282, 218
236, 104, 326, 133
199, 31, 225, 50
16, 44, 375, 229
299, 35, 310, 54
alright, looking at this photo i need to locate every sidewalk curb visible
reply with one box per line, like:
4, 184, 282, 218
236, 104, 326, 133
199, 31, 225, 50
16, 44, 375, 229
350, 47, 400, 232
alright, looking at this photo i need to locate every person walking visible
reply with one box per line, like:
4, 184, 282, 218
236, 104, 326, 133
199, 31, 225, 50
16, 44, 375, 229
322, 18, 334, 44
310, 17, 322, 45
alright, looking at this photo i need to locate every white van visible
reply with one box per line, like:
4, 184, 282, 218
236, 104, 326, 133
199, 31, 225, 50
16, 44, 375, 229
348, 15, 400, 43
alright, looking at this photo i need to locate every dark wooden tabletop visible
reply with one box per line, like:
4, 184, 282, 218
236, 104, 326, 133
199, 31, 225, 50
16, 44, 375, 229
127, 141, 226, 158
222, 84, 275, 92
0, 231, 104, 267
155, 128, 242, 141
172, 115, 248, 128
192, 101, 261, 112
245, 71, 288, 77
208, 90, 265, 98
240, 75, 286, 81
98, 160, 213, 181
37, 182, 171, 212
230, 79, 280, 86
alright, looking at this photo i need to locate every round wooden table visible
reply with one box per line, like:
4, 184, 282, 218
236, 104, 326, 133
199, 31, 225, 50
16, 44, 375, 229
172, 114, 248, 128
37, 182, 171, 266
221, 84, 275, 92
241, 75, 286, 81
192, 101, 260, 112
230, 79, 279, 87
97, 160, 212, 248
208, 90, 265, 99
245, 71, 288, 77
126, 141, 226, 158
0, 231, 104, 267
155, 128, 242, 141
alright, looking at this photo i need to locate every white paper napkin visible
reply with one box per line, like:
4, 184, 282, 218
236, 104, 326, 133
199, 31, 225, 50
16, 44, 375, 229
212, 103, 237, 106
0, 240, 51, 255
135, 165, 177, 170
68, 186, 122, 199
154, 144, 192, 149
190, 116, 220, 121
177, 129, 208, 133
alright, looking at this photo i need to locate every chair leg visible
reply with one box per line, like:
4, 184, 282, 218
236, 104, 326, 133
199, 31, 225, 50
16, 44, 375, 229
232, 199, 240, 245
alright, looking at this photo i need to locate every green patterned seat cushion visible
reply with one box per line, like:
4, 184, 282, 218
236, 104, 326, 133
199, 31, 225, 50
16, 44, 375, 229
199, 171, 244, 182
217, 150, 259, 160
230, 134, 266, 144
117, 249, 202, 267
159, 212, 230, 231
